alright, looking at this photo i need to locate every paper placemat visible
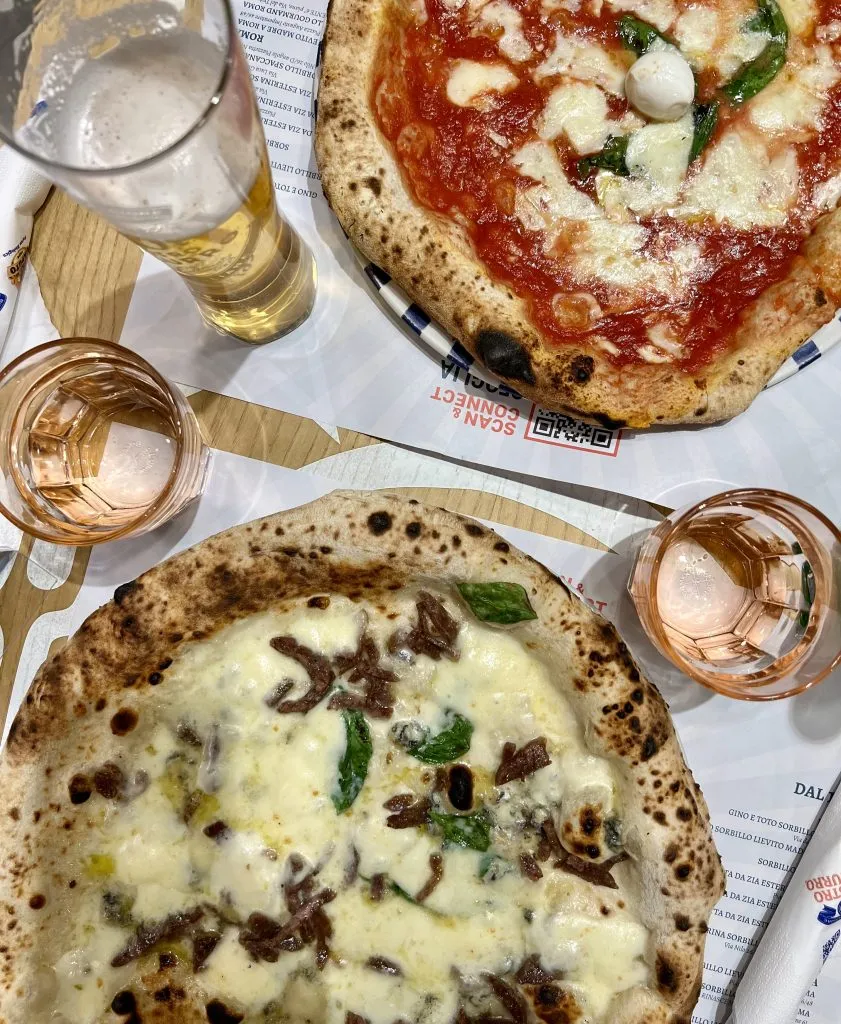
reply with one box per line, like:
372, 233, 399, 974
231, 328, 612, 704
105, 0, 841, 515
4, 448, 841, 1023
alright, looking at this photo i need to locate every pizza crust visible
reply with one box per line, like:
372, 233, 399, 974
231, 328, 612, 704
0, 493, 724, 1023
314, 0, 840, 428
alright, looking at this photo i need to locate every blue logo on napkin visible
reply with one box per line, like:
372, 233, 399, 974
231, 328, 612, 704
817, 902, 841, 925
0, 293, 6, 313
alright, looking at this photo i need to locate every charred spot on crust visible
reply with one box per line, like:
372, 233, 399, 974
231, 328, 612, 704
206, 999, 245, 1024
111, 991, 136, 1015
367, 511, 393, 536
68, 774, 92, 805
476, 330, 536, 385
641, 735, 659, 761
815, 287, 827, 306
447, 765, 474, 811
656, 954, 678, 994
675, 914, 691, 931
110, 709, 138, 736
569, 355, 595, 384
405, 521, 422, 538
579, 807, 599, 835
364, 176, 382, 196
93, 763, 125, 800
593, 412, 626, 430
676, 806, 693, 821
675, 862, 692, 880
113, 581, 138, 606
464, 523, 483, 537
536, 985, 559, 1006
308, 596, 330, 609
148, 672, 162, 686
28, 894, 45, 910
494, 541, 510, 552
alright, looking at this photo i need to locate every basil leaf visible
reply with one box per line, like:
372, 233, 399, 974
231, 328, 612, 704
430, 809, 492, 851
390, 880, 417, 903
390, 881, 444, 915
722, 0, 787, 104
617, 14, 671, 54
408, 711, 473, 763
457, 582, 538, 625
332, 710, 372, 813
689, 101, 719, 162
577, 136, 630, 180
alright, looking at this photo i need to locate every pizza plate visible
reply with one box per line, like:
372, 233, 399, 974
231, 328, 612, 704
314, 28, 839, 399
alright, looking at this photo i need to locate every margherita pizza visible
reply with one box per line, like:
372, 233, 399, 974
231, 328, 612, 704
0, 494, 723, 1024
315, 0, 841, 426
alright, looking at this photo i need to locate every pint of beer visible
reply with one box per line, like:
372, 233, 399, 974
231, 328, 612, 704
0, 0, 316, 344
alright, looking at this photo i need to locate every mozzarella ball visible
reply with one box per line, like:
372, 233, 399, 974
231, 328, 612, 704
624, 50, 695, 122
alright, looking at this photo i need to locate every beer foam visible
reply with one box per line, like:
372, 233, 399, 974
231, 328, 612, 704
53, 31, 221, 171
19, 6, 262, 240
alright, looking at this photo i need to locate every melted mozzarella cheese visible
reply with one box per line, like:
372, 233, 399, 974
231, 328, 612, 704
674, 7, 720, 66
605, 112, 694, 216
574, 220, 700, 294
477, 0, 533, 61
605, 0, 677, 32
513, 140, 600, 225
678, 130, 799, 228
50, 592, 647, 1023
446, 60, 519, 107
200, 931, 306, 1010
53, 923, 130, 1024
749, 45, 841, 134
535, 34, 628, 95
814, 172, 841, 209
538, 81, 614, 154
626, 114, 693, 187
511, 140, 703, 297
529, 909, 649, 1016
777, 0, 816, 34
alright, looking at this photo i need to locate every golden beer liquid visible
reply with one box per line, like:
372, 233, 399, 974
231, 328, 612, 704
133, 154, 316, 344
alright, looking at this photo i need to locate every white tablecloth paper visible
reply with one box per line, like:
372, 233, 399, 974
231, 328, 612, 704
0, 147, 52, 356
4, 448, 841, 1023
117, 0, 841, 514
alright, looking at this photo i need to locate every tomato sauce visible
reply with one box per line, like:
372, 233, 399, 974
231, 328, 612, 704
372, 0, 841, 371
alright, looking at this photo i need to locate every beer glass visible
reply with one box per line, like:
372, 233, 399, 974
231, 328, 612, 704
0, 0, 316, 344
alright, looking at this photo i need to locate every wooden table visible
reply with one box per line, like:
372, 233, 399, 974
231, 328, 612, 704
0, 187, 609, 729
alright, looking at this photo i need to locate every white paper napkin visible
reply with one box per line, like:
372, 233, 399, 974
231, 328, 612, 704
0, 146, 53, 357
728, 781, 841, 1024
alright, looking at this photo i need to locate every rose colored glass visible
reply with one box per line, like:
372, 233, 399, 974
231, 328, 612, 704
0, 339, 209, 544
629, 489, 841, 700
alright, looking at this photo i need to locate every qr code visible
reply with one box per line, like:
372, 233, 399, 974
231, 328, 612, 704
524, 406, 621, 456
